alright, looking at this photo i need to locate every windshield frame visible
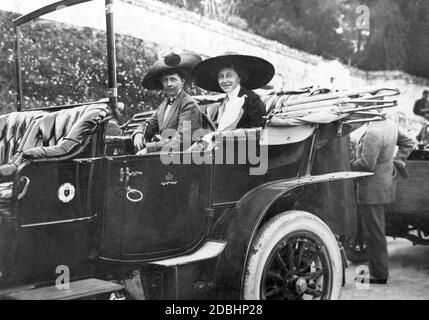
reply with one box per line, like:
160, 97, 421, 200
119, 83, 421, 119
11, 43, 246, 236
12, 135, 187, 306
12, 0, 118, 118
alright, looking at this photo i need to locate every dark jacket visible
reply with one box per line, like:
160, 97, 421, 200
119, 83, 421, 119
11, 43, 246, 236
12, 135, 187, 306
413, 97, 429, 117
201, 87, 266, 129
132, 90, 203, 152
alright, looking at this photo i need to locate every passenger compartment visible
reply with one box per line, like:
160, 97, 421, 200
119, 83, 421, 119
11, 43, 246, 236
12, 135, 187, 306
0, 103, 110, 287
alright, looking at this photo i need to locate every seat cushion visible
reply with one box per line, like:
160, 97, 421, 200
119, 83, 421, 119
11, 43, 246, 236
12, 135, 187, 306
0, 182, 13, 200
22, 103, 109, 160
0, 103, 109, 179
0, 111, 45, 165
0, 182, 13, 218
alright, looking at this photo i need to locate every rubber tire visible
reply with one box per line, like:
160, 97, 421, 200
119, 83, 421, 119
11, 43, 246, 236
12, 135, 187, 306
242, 210, 343, 300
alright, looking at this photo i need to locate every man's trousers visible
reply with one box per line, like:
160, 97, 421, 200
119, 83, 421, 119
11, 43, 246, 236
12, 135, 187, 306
358, 203, 389, 279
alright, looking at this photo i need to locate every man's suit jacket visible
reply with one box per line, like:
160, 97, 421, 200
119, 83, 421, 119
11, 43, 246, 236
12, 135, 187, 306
132, 90, 202, 152
351, 119, 413, 204
201, 87, 266, 129
413, 97, 429, 117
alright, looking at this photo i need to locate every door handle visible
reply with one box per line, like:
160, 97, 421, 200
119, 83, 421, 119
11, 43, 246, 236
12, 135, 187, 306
128, 170, 143, 177
126, 186, 143, 203
17, 176, 30, 200
120, 167, 143, 183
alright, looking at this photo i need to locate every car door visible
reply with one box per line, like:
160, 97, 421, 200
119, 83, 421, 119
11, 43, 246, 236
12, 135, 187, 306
100, 151, 212, 261
12, 157, 103, 286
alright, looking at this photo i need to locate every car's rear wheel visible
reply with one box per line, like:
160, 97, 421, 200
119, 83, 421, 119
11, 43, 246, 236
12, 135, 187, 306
243, 210, 342, 300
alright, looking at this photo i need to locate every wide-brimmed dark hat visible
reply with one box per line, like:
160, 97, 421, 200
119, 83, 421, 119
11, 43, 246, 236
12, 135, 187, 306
192, 53, 275, 93
142, 52, 202, 90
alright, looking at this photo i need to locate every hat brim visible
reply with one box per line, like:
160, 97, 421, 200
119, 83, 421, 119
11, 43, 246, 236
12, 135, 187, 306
143, 53, 202, 90
192, 54, 275, 93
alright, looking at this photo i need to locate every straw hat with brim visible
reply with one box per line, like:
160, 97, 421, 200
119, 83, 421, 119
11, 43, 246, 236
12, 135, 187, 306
142, 52, 202, 90
192, 54, 275, 93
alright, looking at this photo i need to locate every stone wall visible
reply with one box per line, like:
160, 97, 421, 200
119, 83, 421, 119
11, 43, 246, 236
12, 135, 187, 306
2, 0, 429, 135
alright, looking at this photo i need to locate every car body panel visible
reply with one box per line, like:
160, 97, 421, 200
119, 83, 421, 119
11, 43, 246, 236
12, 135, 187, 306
100, 153, 211, 262
211, 171, 372, 298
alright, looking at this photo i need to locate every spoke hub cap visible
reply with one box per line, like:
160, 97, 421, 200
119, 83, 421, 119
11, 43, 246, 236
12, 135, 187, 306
295, 277, 308, 295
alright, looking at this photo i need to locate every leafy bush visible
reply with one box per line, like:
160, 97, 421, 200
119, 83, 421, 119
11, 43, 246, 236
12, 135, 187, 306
0, 10, 173, 122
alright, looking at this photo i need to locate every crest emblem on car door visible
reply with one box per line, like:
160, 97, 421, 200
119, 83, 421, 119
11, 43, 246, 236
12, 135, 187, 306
58, 183, 75, 203
161, 172, 178, 186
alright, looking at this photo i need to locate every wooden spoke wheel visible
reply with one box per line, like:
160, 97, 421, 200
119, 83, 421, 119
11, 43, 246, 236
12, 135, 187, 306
243, 211, 342, 300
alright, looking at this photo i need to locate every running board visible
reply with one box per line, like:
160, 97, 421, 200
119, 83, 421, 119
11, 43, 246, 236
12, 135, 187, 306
150, 240, 226, 267
144, 241, 227, 299
0, 278, 123, 300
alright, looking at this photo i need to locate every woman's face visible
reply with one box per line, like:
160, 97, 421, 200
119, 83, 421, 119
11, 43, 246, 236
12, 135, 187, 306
218, 67, 240, 94
161, 73, 184, 97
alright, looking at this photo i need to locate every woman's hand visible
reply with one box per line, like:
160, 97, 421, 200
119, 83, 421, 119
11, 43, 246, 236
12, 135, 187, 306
133, 133, 145, 151
136, 148, 148, 155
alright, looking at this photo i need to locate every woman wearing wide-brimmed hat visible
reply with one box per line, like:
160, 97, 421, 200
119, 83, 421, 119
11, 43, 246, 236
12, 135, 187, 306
192, 53, 275, 130
132, 52, 203, 154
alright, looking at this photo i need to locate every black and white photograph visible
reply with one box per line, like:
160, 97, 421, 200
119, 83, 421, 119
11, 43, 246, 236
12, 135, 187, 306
0, 0, 429, 305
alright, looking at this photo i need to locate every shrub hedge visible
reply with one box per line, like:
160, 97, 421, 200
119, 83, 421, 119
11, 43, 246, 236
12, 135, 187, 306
0, 10, 204, 123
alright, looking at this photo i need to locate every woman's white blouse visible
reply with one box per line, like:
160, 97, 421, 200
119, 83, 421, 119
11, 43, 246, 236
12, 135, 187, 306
217, 85, 245, 131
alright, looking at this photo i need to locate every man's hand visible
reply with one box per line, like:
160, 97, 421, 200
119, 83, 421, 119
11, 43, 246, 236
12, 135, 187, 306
133, 133, 145, 151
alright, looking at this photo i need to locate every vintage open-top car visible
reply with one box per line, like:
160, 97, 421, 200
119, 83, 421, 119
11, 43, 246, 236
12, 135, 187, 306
0, 0, 400, 300
389, 149, 429, 244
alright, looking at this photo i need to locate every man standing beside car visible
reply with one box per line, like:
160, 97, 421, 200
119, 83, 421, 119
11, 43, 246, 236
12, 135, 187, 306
132, 52, 203, 154
351, 118, 413, 284
413, 90, 429, 118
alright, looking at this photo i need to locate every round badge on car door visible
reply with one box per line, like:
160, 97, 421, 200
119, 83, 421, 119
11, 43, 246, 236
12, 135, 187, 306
58, 183, 76, 203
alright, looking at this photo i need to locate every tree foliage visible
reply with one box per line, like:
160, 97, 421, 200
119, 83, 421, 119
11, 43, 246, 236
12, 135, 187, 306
349, 0, 429, 77
1, 0, 428, 119
238, 0, 356, 61
0, 11, 166, 121
159, 0, 429, 78
355, 0, 408, 71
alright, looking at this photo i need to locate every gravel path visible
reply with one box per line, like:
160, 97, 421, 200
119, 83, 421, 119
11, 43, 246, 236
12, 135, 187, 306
341, 237, 429, 300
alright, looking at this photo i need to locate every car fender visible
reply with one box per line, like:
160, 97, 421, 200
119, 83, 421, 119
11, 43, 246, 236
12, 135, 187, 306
210, 171, 371, 299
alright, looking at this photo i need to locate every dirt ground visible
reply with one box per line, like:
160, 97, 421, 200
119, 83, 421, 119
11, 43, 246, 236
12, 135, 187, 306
341, 237, 429, 300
